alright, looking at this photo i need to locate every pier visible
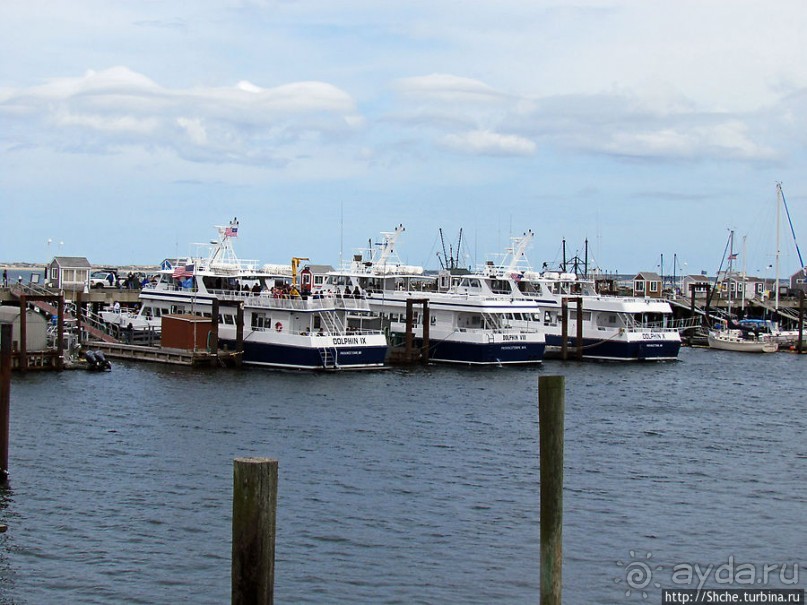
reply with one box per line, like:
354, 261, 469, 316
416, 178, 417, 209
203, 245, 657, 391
88, 341, 242, 367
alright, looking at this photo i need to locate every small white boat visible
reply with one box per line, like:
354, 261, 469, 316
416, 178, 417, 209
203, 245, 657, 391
707, 329, 779, 353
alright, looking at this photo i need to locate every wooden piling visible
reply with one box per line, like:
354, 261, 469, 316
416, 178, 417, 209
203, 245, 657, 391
575, 297, 583, 361
404, 299, 415, 360
235, 302, 244, 355
798, 291, 805, 354
560, 301, 568, 361
232, 457, 278, 605
539, 375, 564, 605
1, 324, 11, 484
420, 299, 430, 364
211, 298, 220, 353
56, 295, 64, 370
18, 295, 27, 373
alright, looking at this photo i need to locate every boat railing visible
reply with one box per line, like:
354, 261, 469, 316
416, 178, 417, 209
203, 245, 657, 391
457, 326, 541, 335
210, 289, 338, 311
332, 296, 373, 312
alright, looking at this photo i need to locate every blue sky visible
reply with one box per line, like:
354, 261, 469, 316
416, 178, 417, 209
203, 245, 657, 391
2, 1, 807, 278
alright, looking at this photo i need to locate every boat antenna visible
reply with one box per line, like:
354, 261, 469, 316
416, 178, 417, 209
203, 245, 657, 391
339, 200, 344, 269
456, 228, 463, 270
561, 238, 567, 273
584, 238, 589, 278
439, 228, 448, 269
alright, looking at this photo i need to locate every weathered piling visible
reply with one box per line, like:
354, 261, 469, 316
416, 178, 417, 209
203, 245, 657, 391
0, 324, 11, 484
539, 375, 564, 605
798, 291, 804, 354
232, 457, 278, 605
560, 297, 583, 360
560, 301, 568, 360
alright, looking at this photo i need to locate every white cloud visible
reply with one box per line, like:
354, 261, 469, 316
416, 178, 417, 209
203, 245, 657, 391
0, 66, 361, 163
440, 130, 536, 156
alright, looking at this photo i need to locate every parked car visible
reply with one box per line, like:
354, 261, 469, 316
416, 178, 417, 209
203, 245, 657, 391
89, 270, 119, 289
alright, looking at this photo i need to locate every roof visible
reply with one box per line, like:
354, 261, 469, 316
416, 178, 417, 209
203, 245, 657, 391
634, 271, 661, 280
51, 256, 91, 268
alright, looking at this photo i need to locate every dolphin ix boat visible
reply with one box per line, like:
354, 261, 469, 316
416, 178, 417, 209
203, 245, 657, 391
113, 219, 388, 370
322, 225, 546, 365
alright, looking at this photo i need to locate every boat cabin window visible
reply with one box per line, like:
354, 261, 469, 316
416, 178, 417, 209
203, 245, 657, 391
490, 279, 511, 294
223, 314, 235, 325
251, 313, 268, 330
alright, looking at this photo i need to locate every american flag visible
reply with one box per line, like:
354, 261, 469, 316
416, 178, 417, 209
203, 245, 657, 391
172, 263, 195, 278
225, 226, 238, 237
728, 253, 738, 260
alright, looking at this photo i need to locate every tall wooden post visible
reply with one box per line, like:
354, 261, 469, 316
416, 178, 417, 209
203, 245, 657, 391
798, 290, 805, 354
419, 300, 430, 363
405, 299, 415, 361
56, 295, 64, 370
560, 300, 569, 361
211, 298, 220, 353
76, 290, 83, 344
575, 297, 583, 361
232, 457, 278, 605
18, 295, 27, 372
539, 375, 564, 605
0, 324, 12, 484
235, 302, 244, 354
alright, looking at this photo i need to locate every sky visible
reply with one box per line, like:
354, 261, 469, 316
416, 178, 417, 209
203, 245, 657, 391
2, 0, 807, 278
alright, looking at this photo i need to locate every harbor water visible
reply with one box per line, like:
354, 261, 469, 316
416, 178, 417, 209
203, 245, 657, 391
0, 347, 805, 603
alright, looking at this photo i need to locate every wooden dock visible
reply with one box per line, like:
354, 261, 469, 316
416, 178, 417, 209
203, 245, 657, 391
88, 341, 242, 367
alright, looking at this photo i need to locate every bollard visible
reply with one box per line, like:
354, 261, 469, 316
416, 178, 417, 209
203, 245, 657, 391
539, 375, 564, 605
232, 457, 278, 605
0, 324, 11, 484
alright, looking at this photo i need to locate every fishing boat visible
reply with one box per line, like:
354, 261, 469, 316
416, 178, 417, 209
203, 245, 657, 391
104, 219, 388, 370
322, 225, 546, 365
458, 231, 682, 361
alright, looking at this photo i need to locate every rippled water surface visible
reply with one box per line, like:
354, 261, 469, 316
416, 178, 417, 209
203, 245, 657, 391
0, 347, 805, 603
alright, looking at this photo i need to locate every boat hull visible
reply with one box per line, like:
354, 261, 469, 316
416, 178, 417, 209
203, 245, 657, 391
707, 332, 778, 353
544, 334, 681, 361
221, 338, 388, 370
413, 338, 545, 365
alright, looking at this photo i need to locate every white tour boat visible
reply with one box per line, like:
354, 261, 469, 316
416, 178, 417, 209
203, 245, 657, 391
449, 231, 682, 361
105, 219, 388, 370
322, 225, 546, 365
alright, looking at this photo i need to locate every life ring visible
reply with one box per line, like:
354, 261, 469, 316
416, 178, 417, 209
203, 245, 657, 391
275, 322, 283, 332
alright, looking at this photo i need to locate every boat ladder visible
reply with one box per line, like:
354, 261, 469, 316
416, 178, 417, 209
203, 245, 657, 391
318, 347, 339, 370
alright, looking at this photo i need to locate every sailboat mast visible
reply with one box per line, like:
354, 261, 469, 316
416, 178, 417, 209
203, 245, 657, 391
728, 230, 735, 318
741, 235, 747, 311
776, 184, 781, 310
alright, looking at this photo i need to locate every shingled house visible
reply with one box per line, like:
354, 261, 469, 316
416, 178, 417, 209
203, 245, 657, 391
45, 256, 91, 290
